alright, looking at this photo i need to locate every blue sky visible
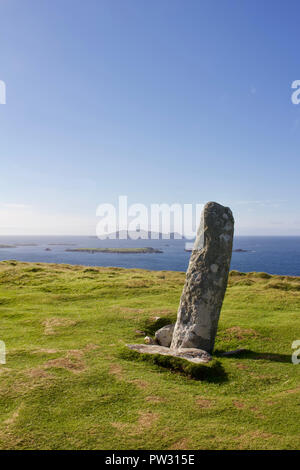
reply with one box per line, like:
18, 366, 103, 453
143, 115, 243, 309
0, 0, 300, 235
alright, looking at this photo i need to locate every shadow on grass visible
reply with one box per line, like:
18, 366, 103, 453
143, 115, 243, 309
215, 349, 291, 363
140, 317, 175, 337
120, 348, 228, 383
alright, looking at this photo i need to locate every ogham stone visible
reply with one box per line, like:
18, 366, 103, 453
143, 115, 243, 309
126, 201, 233, 363
170, 202, 234, 353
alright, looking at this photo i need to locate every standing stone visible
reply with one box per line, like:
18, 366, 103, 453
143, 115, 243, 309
171, 202, 234, 353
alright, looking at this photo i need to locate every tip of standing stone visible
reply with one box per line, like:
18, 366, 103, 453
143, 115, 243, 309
126, 344, 212, 364
204, 201, 234, 218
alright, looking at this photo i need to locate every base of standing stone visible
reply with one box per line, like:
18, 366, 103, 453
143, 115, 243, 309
126, 344, 212, 364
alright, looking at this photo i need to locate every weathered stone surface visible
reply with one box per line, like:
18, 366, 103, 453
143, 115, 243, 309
170, 202, 234, 354
135, 329, 145, 336
127, 344, 212, 364
155, 324, 175, 347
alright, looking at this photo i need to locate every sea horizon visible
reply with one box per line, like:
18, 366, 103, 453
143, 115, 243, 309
0, 235, 299, 276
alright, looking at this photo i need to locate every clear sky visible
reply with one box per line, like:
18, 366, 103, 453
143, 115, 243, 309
1, 0, 300, 235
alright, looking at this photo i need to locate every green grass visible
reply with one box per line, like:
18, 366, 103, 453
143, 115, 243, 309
0, 260, 299, 450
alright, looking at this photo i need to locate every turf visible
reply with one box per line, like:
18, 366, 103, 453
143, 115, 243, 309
0, 260, 299, 450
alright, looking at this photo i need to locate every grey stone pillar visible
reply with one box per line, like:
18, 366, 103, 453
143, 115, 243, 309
171, 202, 234, 353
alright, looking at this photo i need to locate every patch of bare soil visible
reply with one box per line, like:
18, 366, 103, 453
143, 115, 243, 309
26, 368, 53, 379
236, 363, 249, 370
265, 400, 276, 406
31, 349, 59, 354
44, 356, 85, 373
235, 430, 275, 449
145, 396, 165, 403
121, 308, 145, 314
111, 411, 159, 435
250, 406, 265, 419
280, 386, 300, 395
233, 400, 245, 409
130, 379, 150, 390
151, 309, 174, 315
84, 343, 100, 351
111, 421, 127, 431
109, 364, 124, 380
169, 438, 190, 450
136, 411, 159, 430
42, 317, 78, 335
4, 405, 23, 425
67, 349, 84, 359
8, 368, 55, 397
222, 326, 260, 341
196, 397, 213, 408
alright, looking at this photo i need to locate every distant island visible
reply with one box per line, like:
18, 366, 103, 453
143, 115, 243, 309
48, 243, 76, 246
65, 247, 163, 254
16, 243, 38, 247
94, 230, 184, 240
0, 243, 37, 248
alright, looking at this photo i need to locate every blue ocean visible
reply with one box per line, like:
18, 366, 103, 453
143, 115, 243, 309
0, 236, 299, 276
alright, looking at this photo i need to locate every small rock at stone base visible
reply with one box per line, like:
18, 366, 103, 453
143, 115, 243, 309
135, 329, 145, 336
144, 336, 155, 345
155, 324, 175, 347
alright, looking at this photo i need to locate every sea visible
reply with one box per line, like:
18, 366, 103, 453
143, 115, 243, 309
0, 236, 299, 276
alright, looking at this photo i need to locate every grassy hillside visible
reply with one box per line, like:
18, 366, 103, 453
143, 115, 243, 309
0, 260, 299, 450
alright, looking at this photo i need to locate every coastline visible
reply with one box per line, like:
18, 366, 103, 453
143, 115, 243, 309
1, 259, 299, 279
0, 236, 299, 276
